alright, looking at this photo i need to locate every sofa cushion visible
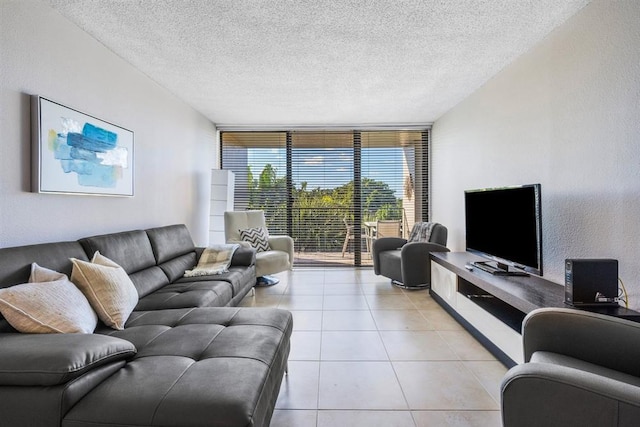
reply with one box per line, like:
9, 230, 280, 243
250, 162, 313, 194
0, 333, 135, 386
71, 252, 139, 330
79, 230, 156, 275
228, 246, 257, 267
0, 241, 88, 289
65, 307, 292, 427
129, 266, 170, 298
176, 266, 255, 299
134, 280, 233, 311
0, 264, 97, 334
158, 252, 198, 283
146, 224, 196, 265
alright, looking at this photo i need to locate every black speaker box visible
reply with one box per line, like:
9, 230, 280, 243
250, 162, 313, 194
565, 259, 618, 306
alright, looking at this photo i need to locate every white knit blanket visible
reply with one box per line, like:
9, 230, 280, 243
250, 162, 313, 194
184, 244, 240, 277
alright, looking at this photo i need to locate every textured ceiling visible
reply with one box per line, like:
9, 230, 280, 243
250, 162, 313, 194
46, 0, 589, 127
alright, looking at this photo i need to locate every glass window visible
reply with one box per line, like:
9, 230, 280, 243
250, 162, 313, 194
221, 130, 429, 267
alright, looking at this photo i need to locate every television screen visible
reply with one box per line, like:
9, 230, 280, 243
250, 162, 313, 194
465, 184, 542, 276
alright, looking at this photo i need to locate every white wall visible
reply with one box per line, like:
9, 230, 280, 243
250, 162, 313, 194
1, 0, 217, 247
432, 0, 640, 309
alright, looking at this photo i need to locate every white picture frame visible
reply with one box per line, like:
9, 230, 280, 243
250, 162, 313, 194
31, 95, 134, 196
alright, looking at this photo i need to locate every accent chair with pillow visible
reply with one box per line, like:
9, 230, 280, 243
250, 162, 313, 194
224, 210, 294, 286
372, 222, 449, 289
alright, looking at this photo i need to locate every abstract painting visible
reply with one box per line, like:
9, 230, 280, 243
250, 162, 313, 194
31, 96, 134, 196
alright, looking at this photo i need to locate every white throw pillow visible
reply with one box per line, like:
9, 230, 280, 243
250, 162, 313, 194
239, 227, 270, 252
71, 252, 139, 330
0, 263, 98, 334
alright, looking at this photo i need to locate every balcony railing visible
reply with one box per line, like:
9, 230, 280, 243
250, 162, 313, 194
265, 206, 406, 267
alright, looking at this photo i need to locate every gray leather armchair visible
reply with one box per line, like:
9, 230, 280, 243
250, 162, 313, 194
501, 308, 640, 427
372, 222, 449, 289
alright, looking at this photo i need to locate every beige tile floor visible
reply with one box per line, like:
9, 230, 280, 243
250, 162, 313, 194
239, 268, 507, 427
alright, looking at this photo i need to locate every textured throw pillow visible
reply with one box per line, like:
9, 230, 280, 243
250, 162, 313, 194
71, 252, 139, 330
0, 263, 98, 334
239, 227, 270, 252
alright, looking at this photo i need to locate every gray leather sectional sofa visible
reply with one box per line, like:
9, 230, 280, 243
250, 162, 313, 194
0, 224, 292, 427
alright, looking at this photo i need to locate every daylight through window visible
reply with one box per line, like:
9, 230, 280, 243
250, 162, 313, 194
220, 130, 429, 267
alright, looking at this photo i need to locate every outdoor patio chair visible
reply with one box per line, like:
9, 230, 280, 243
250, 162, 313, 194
375, 220, 402, 238
341, 217, 356, 257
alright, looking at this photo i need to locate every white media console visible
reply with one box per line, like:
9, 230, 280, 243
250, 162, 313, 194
429, 251, 640, 367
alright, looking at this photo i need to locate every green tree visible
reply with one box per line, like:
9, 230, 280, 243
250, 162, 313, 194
247, 165, 401, 252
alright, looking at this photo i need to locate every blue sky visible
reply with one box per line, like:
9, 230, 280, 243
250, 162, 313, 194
248, 147, 405, 196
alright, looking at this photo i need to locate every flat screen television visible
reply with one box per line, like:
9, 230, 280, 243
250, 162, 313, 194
464, 184, 542, 276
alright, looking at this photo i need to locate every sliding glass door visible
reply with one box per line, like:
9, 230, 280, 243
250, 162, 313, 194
220, 132, 288, 234
290, 132, 354, 265
221, 130, 429, 267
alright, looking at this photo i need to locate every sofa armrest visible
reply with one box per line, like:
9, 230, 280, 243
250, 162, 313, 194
399, 242, 449, 287
522, 308, 640, 377
0, 333, 136, 386
230, 246, 257, 267
372, 237, 407, 275
400, 241, 449, 259
195, 245, 256, 267
501, 362, 640, 427
373, 237, 407, 254
268, 235, 294, 268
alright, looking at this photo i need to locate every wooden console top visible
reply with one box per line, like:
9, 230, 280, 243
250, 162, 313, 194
430, 251, 640, 321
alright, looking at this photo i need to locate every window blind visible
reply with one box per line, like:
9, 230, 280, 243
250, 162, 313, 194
291, 131, 355, 264
220, 132, 288, 235
221, 129, 429, 267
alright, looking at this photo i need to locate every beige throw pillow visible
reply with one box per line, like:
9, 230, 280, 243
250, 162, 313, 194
71, 252, 139, 330
0, 263, 98, 334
